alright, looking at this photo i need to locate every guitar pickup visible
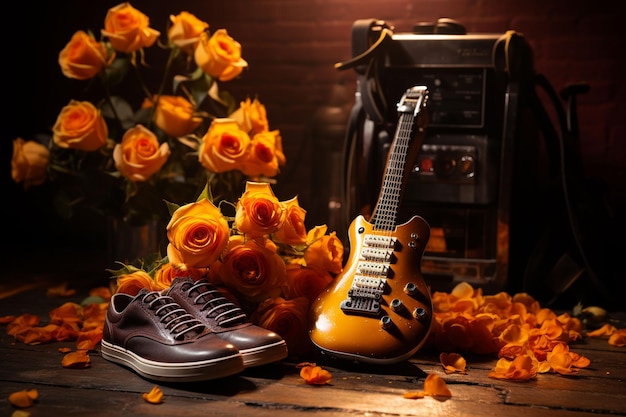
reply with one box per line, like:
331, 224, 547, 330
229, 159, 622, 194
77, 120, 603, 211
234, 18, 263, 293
357, 261, 393, 278
347, 276, 386, 298
360, 248, 396, 263
364, 234, 399, 250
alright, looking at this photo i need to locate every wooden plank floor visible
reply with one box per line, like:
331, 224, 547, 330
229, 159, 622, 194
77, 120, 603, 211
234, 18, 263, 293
1, 267, 625, 417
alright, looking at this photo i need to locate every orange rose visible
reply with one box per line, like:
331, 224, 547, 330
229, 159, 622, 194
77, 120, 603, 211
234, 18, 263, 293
166, 199, 230, 269
153, 263, 207, 290
113, 124, 170, 182
101, 2, 160, 54
58, 30, 108, 80
52, 100, 108, 151
167, 11, 208, 55
219, 237, 287, 302
198, 118, 250, 173
115, 270, 156, 296
235, 181, 285, 237
241, 130, 283, 178
274, 130, 286, 166
144, 95, 203, 138
194, 29, 248, 81
153, 264, 177, 290
253, 296, 312, 355
283, 264, 333, 303
11, 138, 50, 189
304, 226, 344, 275
273, 196, 307, 246
228, 98, 269, 135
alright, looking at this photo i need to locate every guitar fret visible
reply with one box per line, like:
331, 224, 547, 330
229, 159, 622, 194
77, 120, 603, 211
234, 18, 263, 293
371, 114, 416, 231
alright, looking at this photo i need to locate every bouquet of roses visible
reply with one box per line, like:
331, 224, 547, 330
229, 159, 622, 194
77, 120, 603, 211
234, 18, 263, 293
10, 2, 284, 226
111, 181, 345, 356
9, 2, 342, 357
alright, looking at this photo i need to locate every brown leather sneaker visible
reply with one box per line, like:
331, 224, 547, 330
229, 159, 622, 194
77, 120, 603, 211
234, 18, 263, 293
101, 288, 244, 382
165, 277, 288, 367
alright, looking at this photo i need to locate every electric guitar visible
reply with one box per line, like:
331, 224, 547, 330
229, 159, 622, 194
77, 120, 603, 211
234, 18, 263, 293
308, 86, 432, 364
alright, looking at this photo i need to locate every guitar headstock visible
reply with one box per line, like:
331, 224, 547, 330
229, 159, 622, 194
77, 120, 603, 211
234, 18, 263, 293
397, 85, 428, 116
396, 86, 429, 133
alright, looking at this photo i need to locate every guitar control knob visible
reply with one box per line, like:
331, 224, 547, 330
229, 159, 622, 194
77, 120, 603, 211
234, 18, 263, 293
404, 282, 417, 296
380, 315, 394, 330
390, 298, 404, 313
413, 307, 429, 323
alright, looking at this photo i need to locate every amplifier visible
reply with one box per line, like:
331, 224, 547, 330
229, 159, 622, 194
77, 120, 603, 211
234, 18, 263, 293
342, 19, 535, 293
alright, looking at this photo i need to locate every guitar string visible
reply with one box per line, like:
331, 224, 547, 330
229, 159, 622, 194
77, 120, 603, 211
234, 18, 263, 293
373, 110, 414, 235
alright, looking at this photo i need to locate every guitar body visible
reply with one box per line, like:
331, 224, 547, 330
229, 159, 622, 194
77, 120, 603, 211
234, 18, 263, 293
309, 214, 432, 364
308, 86, 432, 364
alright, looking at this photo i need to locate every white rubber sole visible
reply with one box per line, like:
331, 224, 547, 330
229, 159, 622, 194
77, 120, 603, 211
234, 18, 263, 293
100, 340, 244, 382
239, 339, 288, 367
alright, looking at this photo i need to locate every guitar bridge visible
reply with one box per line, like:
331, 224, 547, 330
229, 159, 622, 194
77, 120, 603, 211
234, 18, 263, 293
340, 276, 386, 316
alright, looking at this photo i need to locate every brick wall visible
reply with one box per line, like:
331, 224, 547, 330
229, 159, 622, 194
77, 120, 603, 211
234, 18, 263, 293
200, 2, 621, 194
4, 0, 624, 250
150, 0, 624, 225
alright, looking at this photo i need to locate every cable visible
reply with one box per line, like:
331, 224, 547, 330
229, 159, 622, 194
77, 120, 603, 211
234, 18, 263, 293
533, 75, 615, 307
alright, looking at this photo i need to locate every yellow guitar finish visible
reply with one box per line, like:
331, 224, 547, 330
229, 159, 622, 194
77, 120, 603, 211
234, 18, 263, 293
308, 214, 432, 364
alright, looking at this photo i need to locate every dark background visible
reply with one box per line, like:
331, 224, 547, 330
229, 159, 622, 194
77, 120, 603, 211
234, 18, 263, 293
3, 1, 624, 306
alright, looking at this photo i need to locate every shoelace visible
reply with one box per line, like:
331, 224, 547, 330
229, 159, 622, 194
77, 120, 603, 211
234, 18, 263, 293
185, 281, 248, 327
142, 291, 206, 340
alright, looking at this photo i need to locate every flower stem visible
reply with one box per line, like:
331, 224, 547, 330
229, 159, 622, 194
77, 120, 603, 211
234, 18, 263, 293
146, 48, 178, 130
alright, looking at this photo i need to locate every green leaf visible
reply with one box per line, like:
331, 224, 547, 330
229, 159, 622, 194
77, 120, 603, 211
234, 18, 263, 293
197, 180, 214, 203
80, 295, 107, 306
173, 69, 214, 108
52, 190, 76, 219
106, 261, 143, 277
134, 107, 153, 126
101, 96, 136, 130
216, 88, 238, 114
164, 199, 181, 216
103, 56, 131, 86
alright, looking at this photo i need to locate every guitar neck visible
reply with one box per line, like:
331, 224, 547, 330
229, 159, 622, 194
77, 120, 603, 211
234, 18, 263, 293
371, 86, 428, 230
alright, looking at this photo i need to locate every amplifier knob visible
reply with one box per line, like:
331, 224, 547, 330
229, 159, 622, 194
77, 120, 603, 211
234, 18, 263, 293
435, 154, 456, 177
459, 154, 475, 177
